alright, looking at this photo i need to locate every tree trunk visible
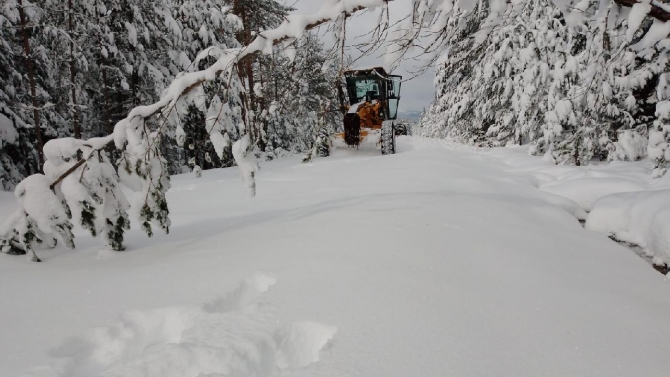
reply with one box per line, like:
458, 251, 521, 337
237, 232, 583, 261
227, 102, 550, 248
131, 67, 139, 106
242, 14, 259, 146
102, 67, 112, 135
69, 0, 80, 139
93, 0, 112, 138
17, 0, 44, 169
232, 0, 263, 148
259, 65, 268, 150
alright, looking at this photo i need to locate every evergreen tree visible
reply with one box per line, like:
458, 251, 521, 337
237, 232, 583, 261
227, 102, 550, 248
229, 0, 293, 150
427, 1, 491, 143
423, 0, 670, 172
262, 33, 341, 157
0, 0, 62, 187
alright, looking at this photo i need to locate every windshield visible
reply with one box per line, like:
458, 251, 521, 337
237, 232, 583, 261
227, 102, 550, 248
347, 77, 380, 103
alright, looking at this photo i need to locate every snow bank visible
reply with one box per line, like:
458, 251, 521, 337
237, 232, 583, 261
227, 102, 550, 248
586, 190, 670, 265
533, 189, 588, 220
540, 177, 648, 211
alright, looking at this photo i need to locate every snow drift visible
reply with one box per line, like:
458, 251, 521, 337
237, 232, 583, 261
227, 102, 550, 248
586, 190, 670, 265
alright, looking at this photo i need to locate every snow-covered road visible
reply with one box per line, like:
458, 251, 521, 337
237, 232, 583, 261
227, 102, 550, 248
2, 137, 669, 377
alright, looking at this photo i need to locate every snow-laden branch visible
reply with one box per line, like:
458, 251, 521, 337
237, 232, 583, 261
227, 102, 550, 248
614, 0, 670, 22
1, 0, 394, 259
44, 0, 670, 198
113, 0, 388, 142
54, 0, 389, 188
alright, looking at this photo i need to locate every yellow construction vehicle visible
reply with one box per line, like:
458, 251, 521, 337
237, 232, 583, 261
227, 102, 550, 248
334, 67, 402, 155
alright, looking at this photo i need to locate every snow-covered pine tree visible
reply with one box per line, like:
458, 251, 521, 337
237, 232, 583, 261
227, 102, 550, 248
0, 13, 40, 190
539, 2, 623, 164
417, 101, 441, 137
18, 0, 89, 142
161, 0, 244, 174
229, 0, 293, 150
651, 76, 670, 177
609, 3, 670, 166
0, 0, 69, 185
472, 0, 562, 147
509, 1, 565, 147
0, 173, 74, 261
261, 32, 341, 157
427, 1, 491, 143
424, 0, 670, 171
11, 0, 48, 166
538, 1, 669, 165
43, 138, 130, 249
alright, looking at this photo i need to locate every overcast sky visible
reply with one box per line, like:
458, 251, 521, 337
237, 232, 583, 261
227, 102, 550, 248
282, 0, 436, 114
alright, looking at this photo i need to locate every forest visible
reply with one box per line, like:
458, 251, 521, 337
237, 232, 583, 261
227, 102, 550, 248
420, 0, 670, 175
0, 0, 341, 191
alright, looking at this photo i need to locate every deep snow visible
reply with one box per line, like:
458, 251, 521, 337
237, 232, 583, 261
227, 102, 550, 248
1, 137, 669, 377
587, 190, 670, 266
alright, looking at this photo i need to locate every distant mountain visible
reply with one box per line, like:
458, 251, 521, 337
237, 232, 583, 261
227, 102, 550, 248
397, 110, 423, 121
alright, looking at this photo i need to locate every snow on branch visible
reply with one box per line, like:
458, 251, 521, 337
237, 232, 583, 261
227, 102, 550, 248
1, 0, 393, 260
56, 0, 391, 192
614, 0, 670, 22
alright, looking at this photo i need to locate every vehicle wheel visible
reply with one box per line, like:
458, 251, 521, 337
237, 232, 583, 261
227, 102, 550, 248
394, 124, 407, 136
381, 121, 396, 155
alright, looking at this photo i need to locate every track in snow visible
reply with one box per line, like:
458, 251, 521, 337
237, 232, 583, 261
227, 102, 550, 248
23, 273, 336, 377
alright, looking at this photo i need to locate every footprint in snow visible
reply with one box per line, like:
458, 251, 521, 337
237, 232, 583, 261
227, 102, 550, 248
27, 273, 336, 377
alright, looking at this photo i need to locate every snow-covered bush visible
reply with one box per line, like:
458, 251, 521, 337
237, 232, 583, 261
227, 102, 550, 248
44, 138, 131, 250
611, 130, 648, 162
0, 174, 74, 262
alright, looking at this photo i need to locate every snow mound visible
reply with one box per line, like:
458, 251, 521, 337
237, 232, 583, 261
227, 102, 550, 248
203, 272, 277, 312
25, 273, 335, 377
275, 322, 337, 369
533, 189, 588, 220
586, 190, 670, 265
540, 177, 648, 211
